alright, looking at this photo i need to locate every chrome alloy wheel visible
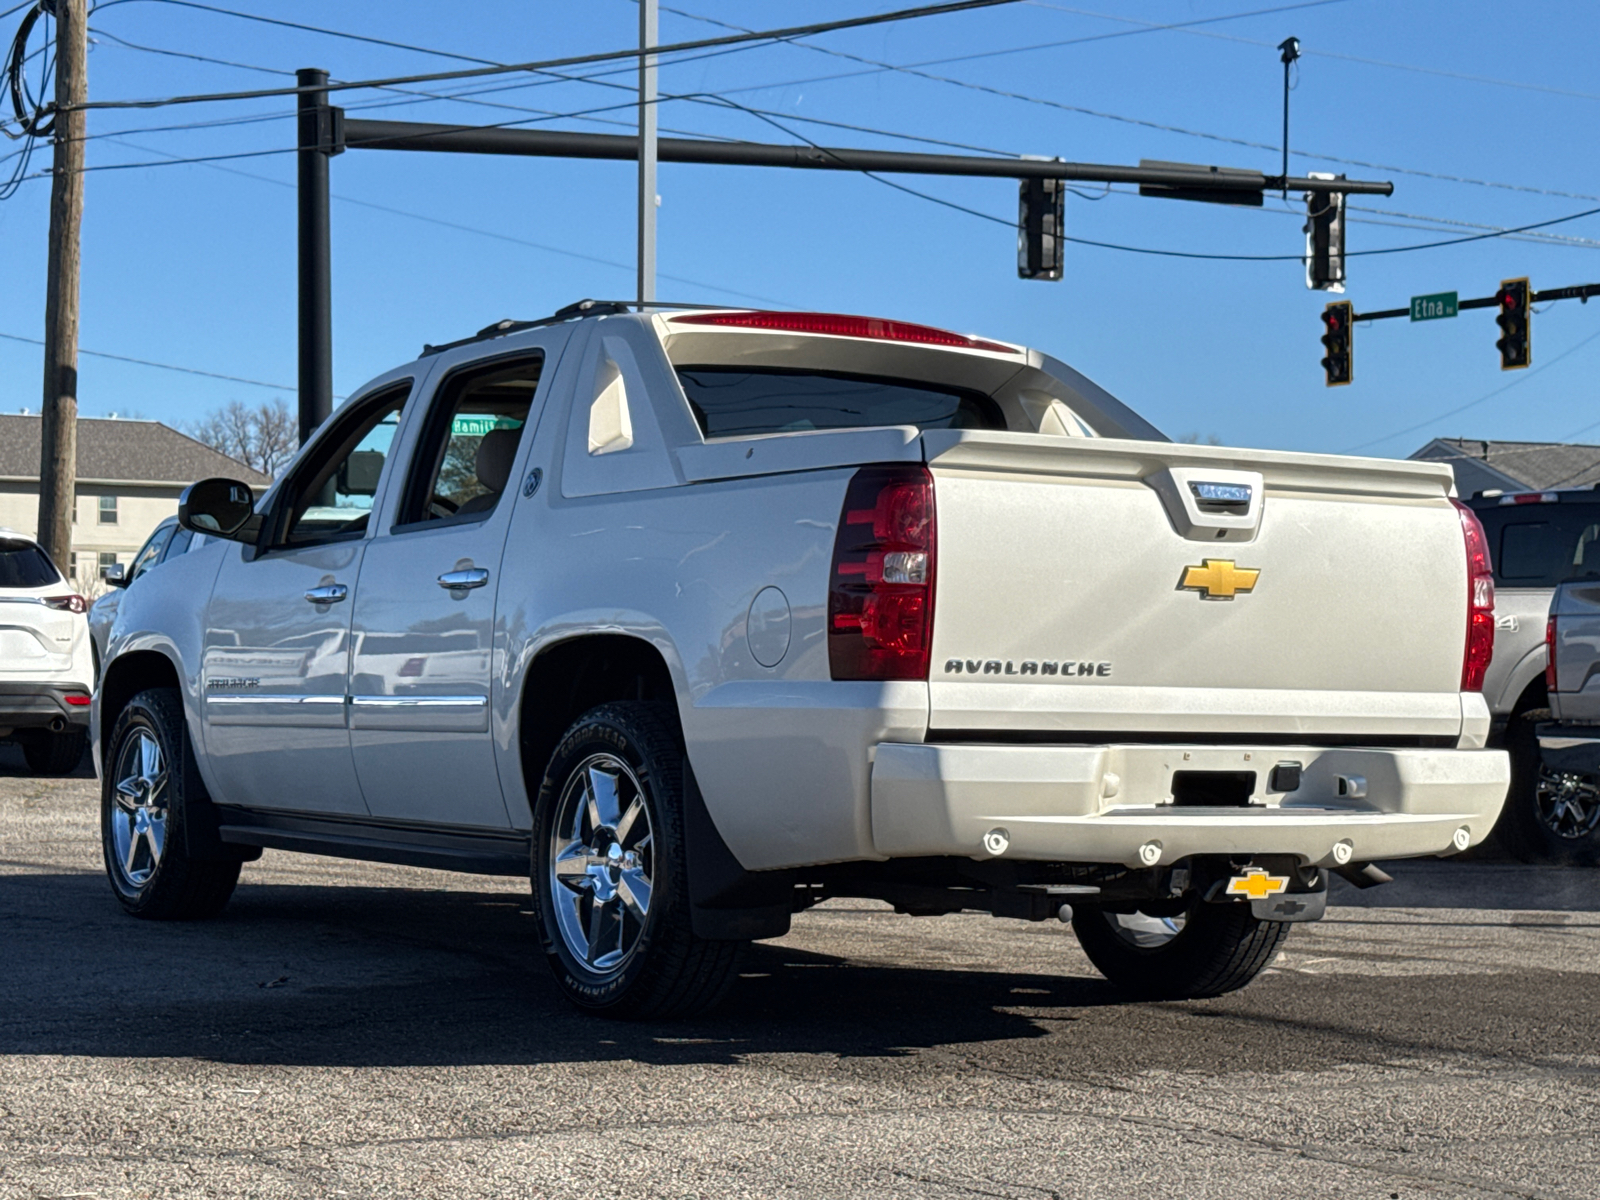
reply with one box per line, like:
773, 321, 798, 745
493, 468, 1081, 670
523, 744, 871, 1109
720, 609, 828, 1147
1535, 766, 1600, 840
1105, 910, 1187, 950
110, 729, 168, 888
548, 753, 655, 974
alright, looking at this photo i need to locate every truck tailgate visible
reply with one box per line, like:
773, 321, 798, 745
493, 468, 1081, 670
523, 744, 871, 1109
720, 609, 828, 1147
922, 431, 1468, 739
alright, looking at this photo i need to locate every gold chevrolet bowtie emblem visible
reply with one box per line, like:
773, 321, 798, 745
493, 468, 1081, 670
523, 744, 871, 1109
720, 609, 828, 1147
1180, 558, 1260, 600
1226, 868, 1290, 900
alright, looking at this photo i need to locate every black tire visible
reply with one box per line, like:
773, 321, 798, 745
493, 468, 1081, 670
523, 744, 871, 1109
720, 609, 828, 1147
529, 702, 743, 1019
1072, 900, 1292, 1000
19, 727, 86, 775
102, 687, 241, 919
1501, 707, 1600, 866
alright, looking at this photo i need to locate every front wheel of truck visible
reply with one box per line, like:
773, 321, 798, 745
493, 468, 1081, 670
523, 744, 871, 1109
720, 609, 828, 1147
1072, 901, 1292, 999
530, 702, 745, 1019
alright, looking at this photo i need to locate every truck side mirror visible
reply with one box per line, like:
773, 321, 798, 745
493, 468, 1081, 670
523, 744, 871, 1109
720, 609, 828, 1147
178, 477, 261, 543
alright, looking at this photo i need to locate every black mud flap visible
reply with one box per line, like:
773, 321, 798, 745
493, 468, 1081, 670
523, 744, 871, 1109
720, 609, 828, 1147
682, 758, 793, 941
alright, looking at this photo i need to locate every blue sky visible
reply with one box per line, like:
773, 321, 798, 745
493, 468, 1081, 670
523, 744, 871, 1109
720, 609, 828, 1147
1, 0, 1597, 458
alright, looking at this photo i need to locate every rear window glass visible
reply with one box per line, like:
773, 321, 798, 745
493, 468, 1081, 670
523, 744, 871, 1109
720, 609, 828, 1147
0, 541, 61, 588
675, 366, 1005, 439
1476, 505, 1600, 586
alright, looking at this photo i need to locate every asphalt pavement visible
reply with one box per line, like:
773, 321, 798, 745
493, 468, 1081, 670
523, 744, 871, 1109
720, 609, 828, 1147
1, 741, 1596, 1200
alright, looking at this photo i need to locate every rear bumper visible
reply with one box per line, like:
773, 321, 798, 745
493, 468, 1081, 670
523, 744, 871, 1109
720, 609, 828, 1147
871, 742, 1509, 868
1536, 723, 1600, 776
0, 681, 92, 731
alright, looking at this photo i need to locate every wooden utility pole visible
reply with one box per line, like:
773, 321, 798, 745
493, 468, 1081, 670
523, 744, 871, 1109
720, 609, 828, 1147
36, 0, 87, 573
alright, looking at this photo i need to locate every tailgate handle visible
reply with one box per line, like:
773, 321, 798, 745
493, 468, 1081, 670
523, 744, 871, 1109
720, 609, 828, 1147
1190, 481, 1252, 513
1147, 466, 1264, 544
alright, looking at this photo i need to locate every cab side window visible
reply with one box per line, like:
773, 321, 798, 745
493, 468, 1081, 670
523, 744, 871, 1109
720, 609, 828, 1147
396, 354, 542, 528
275, 385, 409, 547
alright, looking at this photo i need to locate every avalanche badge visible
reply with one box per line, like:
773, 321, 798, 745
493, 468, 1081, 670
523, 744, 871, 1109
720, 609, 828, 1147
1180, 558, 1260, 600
1225, 867, 1289, 900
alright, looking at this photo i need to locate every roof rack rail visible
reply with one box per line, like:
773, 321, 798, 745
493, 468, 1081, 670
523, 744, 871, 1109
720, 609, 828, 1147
420, 297, 749, 357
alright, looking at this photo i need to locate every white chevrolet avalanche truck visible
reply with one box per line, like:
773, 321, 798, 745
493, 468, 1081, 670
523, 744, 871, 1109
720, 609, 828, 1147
93, 302, 1510, 1017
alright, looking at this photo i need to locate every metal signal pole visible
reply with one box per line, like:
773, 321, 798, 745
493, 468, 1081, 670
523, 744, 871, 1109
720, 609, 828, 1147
1277, 36, 1299, 200
36, 0, 88, 575
297, 67, 336, 445
637, 0, 657, 305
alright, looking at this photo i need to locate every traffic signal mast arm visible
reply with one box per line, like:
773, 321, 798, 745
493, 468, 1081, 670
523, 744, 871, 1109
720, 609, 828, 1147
1349, 282, 1600, 322
341, 119, 1393, 196
1316, 280, 1600, 382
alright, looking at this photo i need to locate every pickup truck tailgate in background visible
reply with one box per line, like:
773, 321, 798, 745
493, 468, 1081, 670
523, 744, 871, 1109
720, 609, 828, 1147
922, 432, 1468, 739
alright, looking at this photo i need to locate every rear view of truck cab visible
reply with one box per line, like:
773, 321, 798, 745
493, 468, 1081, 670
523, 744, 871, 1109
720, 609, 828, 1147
650, 309, 1509, 1002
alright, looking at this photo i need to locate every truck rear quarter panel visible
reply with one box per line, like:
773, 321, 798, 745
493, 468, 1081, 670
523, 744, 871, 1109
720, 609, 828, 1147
497, 434, 926, 869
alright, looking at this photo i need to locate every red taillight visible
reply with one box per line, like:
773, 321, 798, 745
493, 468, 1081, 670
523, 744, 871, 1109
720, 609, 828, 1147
669, 310, 1018, 355
829, 465, 936, 680
1547, 614, 1559, 693
1452, 499, 1495, 691
43, 594, 87, 615
63, 693, 91, 707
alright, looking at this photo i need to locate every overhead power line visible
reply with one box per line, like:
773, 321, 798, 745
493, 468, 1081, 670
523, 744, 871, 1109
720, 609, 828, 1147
0, 329, 300, 389
81, 0, 1600, 209
101, 136, 792, 306
53, 0, 1022, 112
1339, 327, 1600, 455
87, 26, 291, 76
655, 6, 1600, 207
1027, 2, 1600, 105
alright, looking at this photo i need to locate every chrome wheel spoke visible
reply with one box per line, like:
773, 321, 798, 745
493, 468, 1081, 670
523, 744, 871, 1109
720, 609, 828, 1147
586, 896, 617, 965
123, 821, 143, 876
617, 868, 651, 922
587, 765, 624, 830
553, 842, 596, 888
145, 812, 166, 869
615, 798, 644, 846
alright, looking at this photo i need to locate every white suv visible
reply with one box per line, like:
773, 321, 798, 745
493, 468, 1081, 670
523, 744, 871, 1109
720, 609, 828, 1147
0, 529, 92, 773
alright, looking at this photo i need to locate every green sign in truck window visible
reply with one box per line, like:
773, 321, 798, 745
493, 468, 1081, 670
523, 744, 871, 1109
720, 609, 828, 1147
1410, 291, 1459, 322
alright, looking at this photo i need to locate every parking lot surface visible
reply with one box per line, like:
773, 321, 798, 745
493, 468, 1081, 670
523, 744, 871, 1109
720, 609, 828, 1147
2, 743, 1597, 1200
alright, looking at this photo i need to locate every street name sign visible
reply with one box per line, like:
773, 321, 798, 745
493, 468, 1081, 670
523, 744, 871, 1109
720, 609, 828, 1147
1410, 291, 1458, 322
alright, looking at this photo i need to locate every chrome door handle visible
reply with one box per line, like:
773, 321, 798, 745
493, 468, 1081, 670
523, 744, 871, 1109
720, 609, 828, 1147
304, 583, 348, 604
438, 568, 490, 590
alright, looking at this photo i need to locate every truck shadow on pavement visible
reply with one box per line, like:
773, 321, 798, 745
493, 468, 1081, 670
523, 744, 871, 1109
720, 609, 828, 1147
3, 865, 1598, 1074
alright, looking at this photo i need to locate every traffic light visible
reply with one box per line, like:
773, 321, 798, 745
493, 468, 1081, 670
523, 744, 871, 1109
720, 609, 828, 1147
1017, 176, 1063, 280
1495, 277, 1531, 370
1304, 175, 1346, 292
1320, 301, 1353, 386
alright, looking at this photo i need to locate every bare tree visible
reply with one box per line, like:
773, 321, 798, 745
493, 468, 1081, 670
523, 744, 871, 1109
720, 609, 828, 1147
189, 399, 297, 479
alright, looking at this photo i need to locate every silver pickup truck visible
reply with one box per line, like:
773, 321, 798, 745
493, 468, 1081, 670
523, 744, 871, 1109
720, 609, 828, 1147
93, 302, 1509, 1018
1468, 489, 1600, 864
